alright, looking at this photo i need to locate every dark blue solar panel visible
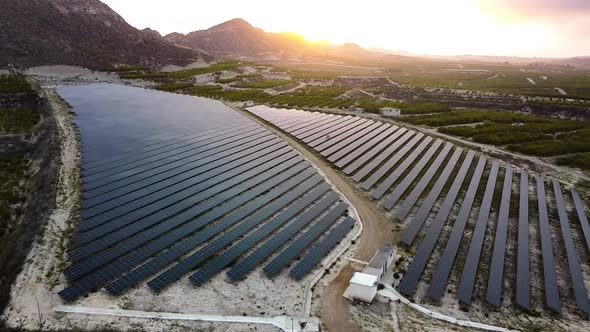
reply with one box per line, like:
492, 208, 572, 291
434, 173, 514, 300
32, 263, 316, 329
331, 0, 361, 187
59, 164, 314, 301
399, 148, 463, 244
516, 170, 530, 310
289, 115, 339, 137
426, 155, 486, 302
263, 203, 349, 278
290, 217, 355, 280
302, 117, 361, 144
295, 116, 350, 140
348, 130, 413, 180
322, 122, 387, 159
383, 142, 451, 209
486, 166, 513, 307
457, 161, 499, 305
397, 150, 474, 297
226, 193, 340, 282
188, 184, 332, 286
147, 174, 324, 292
535, 176, 561, 313
552, 179, 590, 315
571, 189, 590, 258
333, 125, 397, 167
309, 118, 372, 149
313, 119, 374, 152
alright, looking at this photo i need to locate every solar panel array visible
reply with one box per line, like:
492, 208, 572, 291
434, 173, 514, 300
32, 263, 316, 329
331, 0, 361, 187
247, 105, 590, 316
60, 118, 356, 302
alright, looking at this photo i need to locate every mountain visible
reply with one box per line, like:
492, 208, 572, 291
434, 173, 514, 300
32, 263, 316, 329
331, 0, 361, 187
0, 0, 206, 69
165, 18, 394, 61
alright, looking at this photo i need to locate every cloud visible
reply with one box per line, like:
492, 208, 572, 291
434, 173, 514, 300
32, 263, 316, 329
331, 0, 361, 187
483, 0, 590, 18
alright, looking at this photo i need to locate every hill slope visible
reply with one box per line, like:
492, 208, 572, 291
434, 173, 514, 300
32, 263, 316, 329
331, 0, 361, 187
0, 0, 205, 69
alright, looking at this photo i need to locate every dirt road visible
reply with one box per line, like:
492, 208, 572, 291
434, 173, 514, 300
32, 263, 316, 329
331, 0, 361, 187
236, 107, 395, 332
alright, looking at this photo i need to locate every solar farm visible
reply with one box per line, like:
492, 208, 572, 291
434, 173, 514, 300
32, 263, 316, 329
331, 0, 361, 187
246, 105, 590, 317
57, 87, 358, 304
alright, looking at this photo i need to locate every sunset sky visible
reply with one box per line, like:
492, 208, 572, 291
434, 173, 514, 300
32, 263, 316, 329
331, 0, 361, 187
102, 0, 590, 57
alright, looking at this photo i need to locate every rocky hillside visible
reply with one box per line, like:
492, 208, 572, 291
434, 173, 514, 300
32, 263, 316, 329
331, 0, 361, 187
165, 18, 392, 61
0, 0, 206, 69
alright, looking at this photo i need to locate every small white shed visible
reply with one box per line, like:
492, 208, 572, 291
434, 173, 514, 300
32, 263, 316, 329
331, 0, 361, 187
242, 100, 255, 107
347, 272, 379, 303
379, 107, 401, 117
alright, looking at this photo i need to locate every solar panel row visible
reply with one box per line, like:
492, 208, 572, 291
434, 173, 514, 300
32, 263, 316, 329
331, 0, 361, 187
516, 171, 530, 310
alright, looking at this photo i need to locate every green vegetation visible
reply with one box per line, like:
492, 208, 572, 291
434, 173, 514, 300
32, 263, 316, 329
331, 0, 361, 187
357, 100, 449, 114
233, 79, 295, 89
0, 75, 34, 94
0, 108, 40, 134
557, 153, 590, 171
217, 73, 261, 84
508, 129, 590, 157
0, 154, 28, 234
155, 82, 194, 92
119, 62, 245, 79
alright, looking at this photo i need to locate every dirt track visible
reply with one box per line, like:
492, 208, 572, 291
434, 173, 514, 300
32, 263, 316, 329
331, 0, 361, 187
236, 107, 395, 331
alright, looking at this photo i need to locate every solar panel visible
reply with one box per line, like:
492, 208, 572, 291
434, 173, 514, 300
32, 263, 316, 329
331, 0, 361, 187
83, 128, 271, 190
263, 203, 349, 278
59, 165, 315, 301
571, 189, 590, 257
426, 155, 486, 302
188, 184, 332, 286
383, 142, 451, 209
349, 130, 414, 181
313, 119, 374, 152
289, 217, 355, 280
535, 177, 561, 313
226, 193, 340, 282
282, 113, 331, 132
302, 117, 361, 144
397, 150, 474, 297
289, 115, 340, 137
81, 139, 286, 214
83, 124, 263, 179
332, 125, 397, 166
399, 148, 463, 245
516, 170, 530, 310
309, 118, 373, 150
322, 122, 387, 159
82, 137, 285, 207
77, 148, 297, 234
457, 161, 499, 305
75, 152, 303, 246
369, 137, 437, 197
552, 179, 590, 315
486, 166, 513, 307
296, 116, 350, 140
148, 175, 324, 293
67, 161, 313, 281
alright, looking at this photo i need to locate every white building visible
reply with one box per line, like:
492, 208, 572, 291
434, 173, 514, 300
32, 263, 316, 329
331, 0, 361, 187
345, 245, 396, 303
242, 100, 255, 107
379, 107, 401, 117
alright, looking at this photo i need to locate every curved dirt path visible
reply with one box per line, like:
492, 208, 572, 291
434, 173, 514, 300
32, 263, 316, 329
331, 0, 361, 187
235, 106, 395, 332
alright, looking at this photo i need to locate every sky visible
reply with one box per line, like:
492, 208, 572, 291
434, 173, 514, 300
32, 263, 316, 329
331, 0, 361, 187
101, 0, 590, 57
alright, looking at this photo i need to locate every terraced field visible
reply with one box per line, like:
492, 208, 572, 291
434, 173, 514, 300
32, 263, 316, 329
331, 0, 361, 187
247, 105, 590, 318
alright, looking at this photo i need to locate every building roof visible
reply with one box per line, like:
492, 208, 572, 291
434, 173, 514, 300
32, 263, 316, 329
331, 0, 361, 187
367, 245, 395, 269
350, 272, 379, 287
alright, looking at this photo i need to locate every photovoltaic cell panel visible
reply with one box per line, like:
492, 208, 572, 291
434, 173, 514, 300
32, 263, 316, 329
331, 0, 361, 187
383, 142, 452, 210
289, 115, 340, 137
350, 130, 415, 181
314, 119, 375, 152
552, 179, 590, 315
323, 122, 388, 159
147, 175, 325, 293
188, 184, 332, 286
399, 148, 463, 244
302, 117, 361, 144
571, 189, 590, 257
426, 155, 486, 302
397, 150, 474, 297
516, 170, 530, 310
289, 217, 355, 280
332, 125, 397, 166
370, 137, 438, 198
296, 116, 350, 140
311, 118, 373, 150
486, 166, 513, 307
535, 176, 561, 313
263, 202, 349, 278
226, 193, 340, 282
457, 161, 499, 306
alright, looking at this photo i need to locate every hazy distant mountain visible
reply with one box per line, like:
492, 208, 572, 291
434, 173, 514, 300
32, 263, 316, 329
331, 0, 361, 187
0, 0, 206, 69
165, 18, 398, 62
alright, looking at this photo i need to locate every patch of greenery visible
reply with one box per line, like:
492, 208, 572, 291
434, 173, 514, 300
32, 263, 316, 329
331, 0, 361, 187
557, 153, 590, 171
120, 62, 244, 79
233, 79, 295, 89
155, 82, 193, 92
0, 75, 34, 94
508, 129, 590, 157
0, 108, 41, 134
0, 154, 28, 238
